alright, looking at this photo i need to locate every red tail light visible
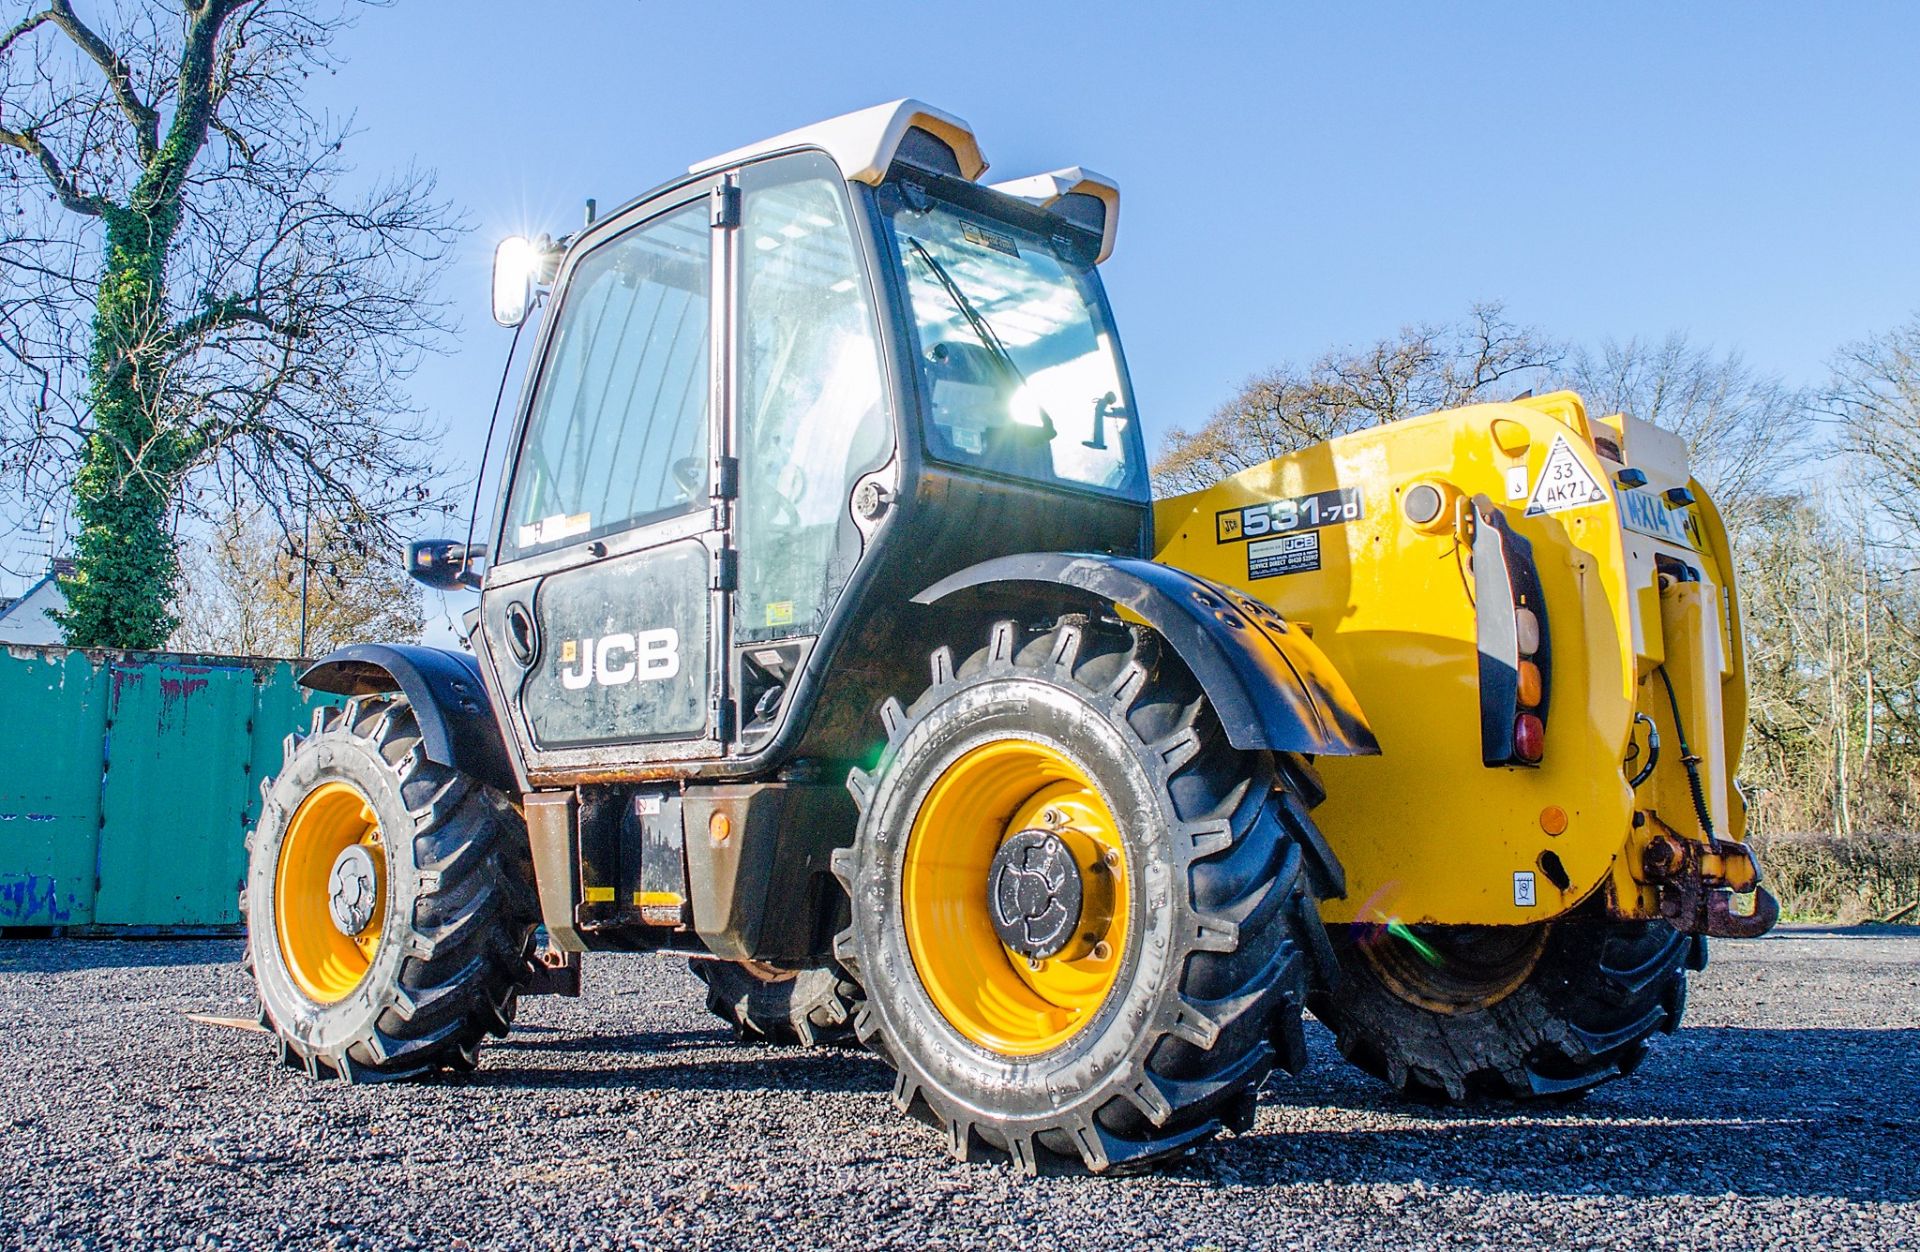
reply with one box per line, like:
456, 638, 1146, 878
1473, 498, 1551, 768
1514, 712, 1546, 763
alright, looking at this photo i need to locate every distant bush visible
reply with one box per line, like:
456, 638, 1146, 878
1748, 830, 1920, 923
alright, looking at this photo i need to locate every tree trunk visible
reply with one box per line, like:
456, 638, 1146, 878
58, 205, 183, 648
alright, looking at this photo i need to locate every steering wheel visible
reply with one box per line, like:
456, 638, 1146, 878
670, 457, 704, 501
765, 463, 807, 529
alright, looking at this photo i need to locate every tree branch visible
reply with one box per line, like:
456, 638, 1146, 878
0, 8, 55, 56
136, 0, 248, 213
45, 0, 160, 160
167, 293, 307, 345
0, 125, 106, 215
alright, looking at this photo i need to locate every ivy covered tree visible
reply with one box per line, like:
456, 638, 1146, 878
0, 1, 456, 647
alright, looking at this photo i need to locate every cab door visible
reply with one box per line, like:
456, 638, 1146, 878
480, 187, 727, 776
728, 152, 895, 744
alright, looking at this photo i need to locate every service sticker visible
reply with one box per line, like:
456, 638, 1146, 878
517, 511, 592, 547
765, 600, 795, 627
961, 224, 1019, 257
1247, 530, 1320, 580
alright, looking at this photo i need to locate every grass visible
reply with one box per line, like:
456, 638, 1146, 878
1747, 829, 1920, 923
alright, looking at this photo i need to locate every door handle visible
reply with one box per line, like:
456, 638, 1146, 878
505, 600, 538, 666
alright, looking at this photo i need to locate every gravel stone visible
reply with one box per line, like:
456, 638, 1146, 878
0, 927, 1913, 1249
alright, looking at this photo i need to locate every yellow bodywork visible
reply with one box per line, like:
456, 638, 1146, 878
1154, 392, 1746, 926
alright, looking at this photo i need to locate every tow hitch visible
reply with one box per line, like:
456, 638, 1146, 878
1642, 831, 1780, 938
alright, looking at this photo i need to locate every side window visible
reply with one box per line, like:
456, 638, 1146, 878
736, 155, 891, 642
504, 200, 710, 558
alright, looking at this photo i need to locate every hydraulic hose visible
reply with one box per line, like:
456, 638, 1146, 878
1655, 665, 1716, 841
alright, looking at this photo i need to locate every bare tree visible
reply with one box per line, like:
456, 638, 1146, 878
1565, 333, 1811, 529
0, 1, 458, 647
1153, 302, 1562, 494
173, 501, 421, 657
1829, 316, 1920, 540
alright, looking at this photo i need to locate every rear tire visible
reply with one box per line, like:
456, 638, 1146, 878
245, 694, 539, 1081
693, 960, 862, 1047
1309, 903, 1704, 1102
835, 618, 1333, 1174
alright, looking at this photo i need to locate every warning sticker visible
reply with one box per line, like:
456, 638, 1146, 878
1524, 434, 1609, 516
1248, 530, 1320, 580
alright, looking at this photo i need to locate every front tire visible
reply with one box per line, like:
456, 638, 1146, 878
246, 694, 539, 1081
1309, 904, 1704, 1102
834, 619, 1332, 1173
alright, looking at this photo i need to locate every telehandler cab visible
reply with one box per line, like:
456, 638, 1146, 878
245, 100, 1776, 1173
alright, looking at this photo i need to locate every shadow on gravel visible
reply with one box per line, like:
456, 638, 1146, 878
496, 1028, 735, 1055
472, 1034, 893, 1096
1240, 1026, 1920, 1201
0, 937, 243, 973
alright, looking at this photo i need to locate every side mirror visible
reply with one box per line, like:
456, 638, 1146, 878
407, 539, 486, 591
492, 235, 537, 327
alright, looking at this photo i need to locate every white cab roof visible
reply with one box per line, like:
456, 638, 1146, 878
987, 166, 1121, 264
687, 100, 1120, 262
689, 99, 988, 186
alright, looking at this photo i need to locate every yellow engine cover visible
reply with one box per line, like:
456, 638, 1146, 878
1154, 392, 1745, 926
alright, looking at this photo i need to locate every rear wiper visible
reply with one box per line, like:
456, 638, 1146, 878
907, 238, 1055, 437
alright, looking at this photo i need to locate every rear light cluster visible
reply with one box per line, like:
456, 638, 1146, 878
1471, 498, 1552, 767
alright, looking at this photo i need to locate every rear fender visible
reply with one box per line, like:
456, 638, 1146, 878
299, 644, 517, 794
914, 552, 1378, 757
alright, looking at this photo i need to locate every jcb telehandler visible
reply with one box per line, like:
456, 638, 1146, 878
245, 100, 1776, 1173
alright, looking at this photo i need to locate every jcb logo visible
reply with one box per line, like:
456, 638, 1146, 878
559, 630, 680, 689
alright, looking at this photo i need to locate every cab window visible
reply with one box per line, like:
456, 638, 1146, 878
504, 199, 711, 558
879, 186, 1142, 498
735, 153, 891, 642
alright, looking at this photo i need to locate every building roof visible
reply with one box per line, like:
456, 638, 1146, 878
0, 570, 67, 646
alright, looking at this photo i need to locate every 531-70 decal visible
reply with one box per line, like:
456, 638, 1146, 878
1215, 487, 1363, 543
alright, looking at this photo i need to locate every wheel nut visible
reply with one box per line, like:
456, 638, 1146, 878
1091, 941, 1113, 961
1102, 847, 1121, 869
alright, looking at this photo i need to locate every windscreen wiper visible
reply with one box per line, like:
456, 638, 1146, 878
907, 238, 1056, 437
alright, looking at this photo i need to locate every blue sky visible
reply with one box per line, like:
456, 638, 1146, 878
325, 2, 1914, 453
9, 2, 1919, 604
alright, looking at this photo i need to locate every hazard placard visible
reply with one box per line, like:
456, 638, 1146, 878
1524, 434, 1609, 517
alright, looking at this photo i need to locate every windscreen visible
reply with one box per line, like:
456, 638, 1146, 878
879, 188, 1144, 498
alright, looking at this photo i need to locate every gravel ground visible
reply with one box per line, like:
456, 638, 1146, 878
0, 928, 1914, 1250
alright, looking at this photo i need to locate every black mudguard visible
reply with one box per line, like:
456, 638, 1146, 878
299, 644, 518, 793
915, 552, 1378, 757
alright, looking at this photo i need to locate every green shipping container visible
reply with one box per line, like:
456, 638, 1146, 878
0, 644, 339, 930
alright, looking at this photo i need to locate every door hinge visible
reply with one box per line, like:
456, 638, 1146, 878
711, 454, 739, 499
710, 183, 740, 230
711, 547, 738, 592
711, 697, 735, 744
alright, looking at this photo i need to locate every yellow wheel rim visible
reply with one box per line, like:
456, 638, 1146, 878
902, 739, 1130, 1057
275, 780, 387, 1004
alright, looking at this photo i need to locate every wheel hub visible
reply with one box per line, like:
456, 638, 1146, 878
327, 843, 380, 937
988, 829, 1084, 960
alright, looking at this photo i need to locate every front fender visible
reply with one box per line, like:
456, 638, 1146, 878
914, 552, 1378, 757
299, 644, 517, 793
